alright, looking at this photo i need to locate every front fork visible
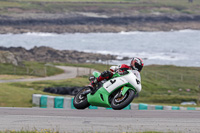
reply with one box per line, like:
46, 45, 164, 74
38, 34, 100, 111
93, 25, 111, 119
116, 87, 125, 98
121, 86, 133, 96
114, 86, 133, 100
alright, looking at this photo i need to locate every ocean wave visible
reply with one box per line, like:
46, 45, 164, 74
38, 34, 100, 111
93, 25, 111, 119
178, 29, 200, 33
119, 29, 199, 35
83, 50, 187, 61
119, 31, 144, 35
23, 32, 57, 36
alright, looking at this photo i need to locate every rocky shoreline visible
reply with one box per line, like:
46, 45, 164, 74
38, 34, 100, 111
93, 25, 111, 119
0, 46, 119, 65
1, 14, 200, 34
1, 0, 200, 34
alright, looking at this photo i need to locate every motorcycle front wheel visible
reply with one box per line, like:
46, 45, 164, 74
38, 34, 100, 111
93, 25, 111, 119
73, 87, 90, 109
111, 89, 135, 110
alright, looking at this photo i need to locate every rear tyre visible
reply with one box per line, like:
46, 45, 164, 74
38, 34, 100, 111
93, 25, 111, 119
111, 89, 135, 110
73, 87, 90, 109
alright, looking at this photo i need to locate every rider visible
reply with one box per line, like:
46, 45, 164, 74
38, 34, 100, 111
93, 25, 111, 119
88, 57, 144, 93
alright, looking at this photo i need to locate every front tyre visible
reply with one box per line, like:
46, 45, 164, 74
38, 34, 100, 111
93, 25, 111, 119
73, 87, 90, 109
111, 89, 135, 110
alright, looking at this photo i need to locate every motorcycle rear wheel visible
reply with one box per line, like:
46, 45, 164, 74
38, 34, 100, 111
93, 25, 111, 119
73, 87, 90, 109
111, 89, 135, 110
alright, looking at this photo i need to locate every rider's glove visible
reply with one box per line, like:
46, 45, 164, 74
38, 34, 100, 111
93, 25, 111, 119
110, 66, 118, 72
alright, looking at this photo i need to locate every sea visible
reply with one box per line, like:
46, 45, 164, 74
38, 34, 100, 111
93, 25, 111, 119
0, 29, 200, 67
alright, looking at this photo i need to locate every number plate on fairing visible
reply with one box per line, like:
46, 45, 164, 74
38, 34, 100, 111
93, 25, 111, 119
103, 77, 128, 93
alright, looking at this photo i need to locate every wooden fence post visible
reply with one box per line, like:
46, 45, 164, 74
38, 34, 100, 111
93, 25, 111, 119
77, 67, 79, 77
26, 67, 29, 75
198, 85, 200, 105
44, 67, 47, 77
89, 68, 92, 76
181, 74, 183, 81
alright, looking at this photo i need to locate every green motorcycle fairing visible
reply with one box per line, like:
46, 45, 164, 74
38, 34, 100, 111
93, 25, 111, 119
87, 71, 137, 108
87, 87, 111, 107
93, 71, 101, 78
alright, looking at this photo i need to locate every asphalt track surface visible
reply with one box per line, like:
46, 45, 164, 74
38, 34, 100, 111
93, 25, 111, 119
0, 107, 200, 133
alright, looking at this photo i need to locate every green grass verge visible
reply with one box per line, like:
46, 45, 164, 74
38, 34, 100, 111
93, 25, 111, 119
0, 0, 200, 15
0, 129, 58, 133
0, 62, 200, 107
0, 77, 88, 107
0, 130, 173, 133
138, 65, 200, 104
0, 62, 64, 77
0, 82, 45, 107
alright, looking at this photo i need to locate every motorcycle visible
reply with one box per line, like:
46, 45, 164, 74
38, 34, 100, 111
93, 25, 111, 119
73, 70, 142, 110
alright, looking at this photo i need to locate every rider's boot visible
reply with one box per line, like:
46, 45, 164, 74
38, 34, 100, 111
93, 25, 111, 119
88, 71, 113, 94
88, 78, 98, 94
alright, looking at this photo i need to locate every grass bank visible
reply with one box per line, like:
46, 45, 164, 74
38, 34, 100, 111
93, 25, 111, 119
0, 77, 88, 107
0, 129, 168, 133
0, 129, 58, 133
0, 62, 200, 107
0, 62, 63, 77
0, 0, 200, 15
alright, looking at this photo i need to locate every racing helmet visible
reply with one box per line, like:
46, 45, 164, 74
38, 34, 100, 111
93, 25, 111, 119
130, 57, 144, 72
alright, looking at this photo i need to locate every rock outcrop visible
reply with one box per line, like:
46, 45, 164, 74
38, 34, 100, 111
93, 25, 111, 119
1, 14, 200, 33
0, 51, 19, 65
0, 14, 200, 34
0, 46, 117, 63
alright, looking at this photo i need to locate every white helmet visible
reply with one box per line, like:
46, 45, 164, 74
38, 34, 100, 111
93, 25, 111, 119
130, 57, 144, 72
